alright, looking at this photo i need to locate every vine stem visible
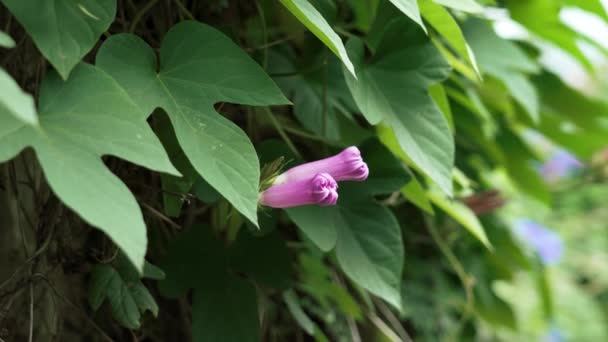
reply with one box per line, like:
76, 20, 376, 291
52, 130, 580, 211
263, 108, 303, 159
173, 0, 194, 20
423, 215, 475, 341
129, 0, 159, 33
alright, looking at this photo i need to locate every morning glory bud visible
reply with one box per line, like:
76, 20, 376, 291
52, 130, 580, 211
274, 146, 369, 184
514, 219, 564, 265
260, 173, 338, 208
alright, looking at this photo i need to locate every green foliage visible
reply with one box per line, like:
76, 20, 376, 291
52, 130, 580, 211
1, 0, 116, 79
96, 21, 289, 226
89, 253, 165, 329
1, 0, 608, 340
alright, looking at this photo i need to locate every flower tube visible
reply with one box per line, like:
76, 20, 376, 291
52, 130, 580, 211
260, 173, 338, 208
274, 146, 368, 184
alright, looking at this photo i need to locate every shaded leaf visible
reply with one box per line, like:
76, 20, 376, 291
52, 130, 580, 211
88, 254, 163, 329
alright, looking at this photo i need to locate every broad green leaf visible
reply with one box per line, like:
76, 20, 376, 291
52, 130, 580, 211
345, 18, 454, 195
433, 0, 484, 13
286, 205, 338, 252
0, 68, 38, 125
1, 0, 116, 79
0, 30, 15, 48
335, 200, 404, 310
387, 0, 426, 32
289, 200, 404, 309
279, 0, 356, 76
427, 190, 491, 248
159, 226, 259, 342
0, 64, 179, 270
420, 0, 480, 75
464, 19, 541, 122
88, 254, 163, 329
97, 21, 289, 226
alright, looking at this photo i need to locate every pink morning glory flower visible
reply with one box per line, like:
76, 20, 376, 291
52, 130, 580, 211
260, 173, 338, 208
274, 146, 369, 184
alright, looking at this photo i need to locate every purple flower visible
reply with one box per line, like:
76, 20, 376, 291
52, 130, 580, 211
260, 173, 338, 208
539, 149, 583, 183
514, 219, 564, 265
274, 146, 369, 184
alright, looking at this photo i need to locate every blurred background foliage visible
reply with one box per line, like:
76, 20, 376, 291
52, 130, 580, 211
1, 0, 608, 341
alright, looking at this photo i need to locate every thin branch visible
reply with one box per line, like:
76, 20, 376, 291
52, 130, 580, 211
173, 0, 194, 20
141, 202, 182, 231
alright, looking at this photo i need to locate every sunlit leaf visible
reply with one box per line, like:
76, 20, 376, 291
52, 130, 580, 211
97, 21, 289, 226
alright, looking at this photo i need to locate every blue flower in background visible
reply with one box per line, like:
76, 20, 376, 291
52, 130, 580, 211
543, 326, 564, 342
514, 219, 564, 265
539, 149, 583, 183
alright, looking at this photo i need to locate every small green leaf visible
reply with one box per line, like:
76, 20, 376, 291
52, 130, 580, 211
345, 18, 454, 195
0, 30, 15, 48
88, 254, 163, 329
387, 0, 426, 32
0, 64, 179, 270
1, 0, 116, 79
283, 289, 316, 335
97, 22, 290, 227
0, 68, 38, 125
427, 190, 491, 248
420, 0, 480, 76
279, 0, 356, 76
